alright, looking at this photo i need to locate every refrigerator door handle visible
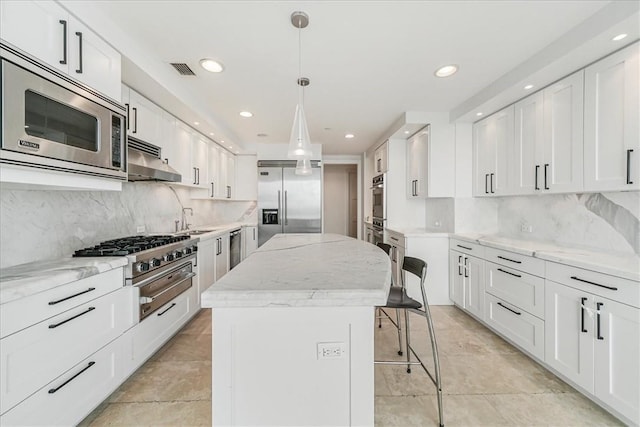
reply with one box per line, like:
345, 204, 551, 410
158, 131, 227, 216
277, 190, 282, 226
284, 191, 288, 226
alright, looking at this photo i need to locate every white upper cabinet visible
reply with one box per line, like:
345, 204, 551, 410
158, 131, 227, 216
1, 0, 121, 101
234, 155, 258, 201
122, 86, 164, 145
192, 136, 209, 189
542, 71, 584, 193
406, 129, 427, 198
406, 124, 455, 198
373, 141, 388, 174
473, 106, 514, 196
514, 92, 544, 194
172, 121, 196, 186
226, 154, 236, 199
207, 144, 221, 198
584, 42, 640, 191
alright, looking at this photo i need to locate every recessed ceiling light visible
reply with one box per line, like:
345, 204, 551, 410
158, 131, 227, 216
434, 64, 458, 77
476, 112, 483, 117
524, 84, 534, 90
199, 58, 224, 73
209, 132, 214, 136
221, 140, 225, 143
345, 133, 355, 139
239, 111, 253, 118
612, 33, 627, 41
228, 146, 232, 149
194, 121, 200, 125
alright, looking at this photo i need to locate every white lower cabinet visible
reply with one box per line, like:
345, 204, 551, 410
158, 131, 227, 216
0, 337, 123, 426
485, 292, 545, 360
449, 250, 484, 319
545, 279, 640, 424
242, 226, 258, 259
197, 238, 216, 303
215, 233, 230, 281
485, 261, 545, 319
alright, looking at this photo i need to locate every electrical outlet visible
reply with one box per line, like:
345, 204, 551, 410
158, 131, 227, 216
520, 223, 533, 233
317, 342, 345, 359
136, 225, 146, 233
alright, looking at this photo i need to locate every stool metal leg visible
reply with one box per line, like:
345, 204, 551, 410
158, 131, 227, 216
404, 308, 412, 373
395, 309, 403, 355
422, 294, 443, 426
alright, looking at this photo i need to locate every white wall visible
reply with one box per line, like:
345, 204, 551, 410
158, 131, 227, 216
323, 165, 355, 236
0, 183, 256, 268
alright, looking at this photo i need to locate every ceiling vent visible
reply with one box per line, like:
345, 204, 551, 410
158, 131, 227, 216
170, 63, 196, 76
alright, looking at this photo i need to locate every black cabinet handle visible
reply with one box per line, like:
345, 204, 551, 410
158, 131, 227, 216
596, 302, 604, 340
125, 104, 130, 131
49, 287, 96, 305
458, 255, 462, 276
75, 32, 83, 74
535, 165, 540, 190
490, 173, 495, 193
497, 302, 521, 316
627, 149, 634, 185
463, 257, 468, 278
485, 174, 489, 194
196, 168, 200, 185
227, 186, 231, 199
49, 307, 95, 329
48, 361, 95, 394
580, 297, 588, 333
497, 268, 521, 278
377, 158, 381, 172
193, 167, 197, 185
456, 244, 472, 251
157, 302, 177, 316
544, 164, 549, 190
132, 107, 138, 133
570, 276, 617, 291
211, 182, 214, 198
59, 20, 67, 64
497, 255, 521, 264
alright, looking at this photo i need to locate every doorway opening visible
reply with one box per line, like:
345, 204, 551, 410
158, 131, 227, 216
323, 164, 358, 238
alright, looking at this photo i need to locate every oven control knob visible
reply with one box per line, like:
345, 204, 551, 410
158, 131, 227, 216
150, 258, 161, 267
135, 261, 150, 272
183, 247, 192, 255
164, 253, 175, 262
175, 250, 183, 258
191, 245, 198, 252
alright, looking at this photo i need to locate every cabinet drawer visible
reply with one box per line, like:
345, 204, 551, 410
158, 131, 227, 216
546, 262, 639, 308
385, 229, 405, 248
1, 268, 124, 339
484, 247, 545, 277
130, 284, 196, 370
0, 287, 134, 414
484, 293, 545, 361
0, 337, 123, 425
485, 262, 545, 319
450, 239, 484, 258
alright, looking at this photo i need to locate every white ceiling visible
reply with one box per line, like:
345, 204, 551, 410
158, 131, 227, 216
62, 1, 636, 155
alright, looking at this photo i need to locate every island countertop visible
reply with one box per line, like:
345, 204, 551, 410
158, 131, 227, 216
201, 233, 391, 308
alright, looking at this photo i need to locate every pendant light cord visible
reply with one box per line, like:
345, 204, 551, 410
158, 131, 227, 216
298, 21, 304, 104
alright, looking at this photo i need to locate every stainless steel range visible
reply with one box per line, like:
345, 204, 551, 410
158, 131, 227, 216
74, 235, 198, 320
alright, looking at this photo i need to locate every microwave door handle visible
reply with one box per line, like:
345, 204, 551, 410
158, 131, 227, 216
75, 32, 83, 74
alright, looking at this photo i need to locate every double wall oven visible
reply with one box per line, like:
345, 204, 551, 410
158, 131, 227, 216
74, 235, 198, 321
371, 174, 385, 246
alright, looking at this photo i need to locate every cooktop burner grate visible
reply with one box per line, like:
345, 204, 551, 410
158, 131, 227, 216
73, 235, 190, 257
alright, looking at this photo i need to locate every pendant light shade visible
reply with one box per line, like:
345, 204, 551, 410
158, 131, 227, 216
295, 157, 313, 175
288, 103, 312, 159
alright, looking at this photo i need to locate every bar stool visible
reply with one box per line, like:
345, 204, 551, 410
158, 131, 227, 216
375, 243, 404, 356
375, 253, 444, 427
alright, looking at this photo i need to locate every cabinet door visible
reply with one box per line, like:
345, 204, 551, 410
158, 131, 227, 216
67, 18, 121, 101
215, 235, 230, 281
545, 280, 594, 391
234, 155, 258, 200
584, 42, 640, 191
494, 106, 515, 195
219, 151, 229, 196
594, 299, 640, 424
243, 227, 258, 258
473, 116, 495, 196
464, 255, 484, 319
128, 89, 163, 145
543, 70, 584, 193
226, 154, 236, 199
513, 92, 543, 195
449, 251, 465, 307
0, 1, 68, 74
407, 130, 429, 198
197, 239, 216, 305
173, 122, 195, 185
208, 144, 221, 198
406, 135, 420, 197
192, 136, 209, 188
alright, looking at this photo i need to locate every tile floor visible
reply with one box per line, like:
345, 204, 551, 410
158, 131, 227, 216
81, 306, 623, 426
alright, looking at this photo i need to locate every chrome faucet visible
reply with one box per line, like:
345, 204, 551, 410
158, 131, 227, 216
181, 207, 193, 231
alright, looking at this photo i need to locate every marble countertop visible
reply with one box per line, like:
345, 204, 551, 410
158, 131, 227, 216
0, 257, 128, 305
453, 233, 639, 282
201, 233, 391, 308
385, 226, 450, 238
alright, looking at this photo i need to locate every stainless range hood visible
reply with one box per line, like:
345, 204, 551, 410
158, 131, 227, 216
127, 137, 181, 182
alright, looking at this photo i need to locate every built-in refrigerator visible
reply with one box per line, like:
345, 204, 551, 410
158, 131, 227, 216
257, 160, 322, 247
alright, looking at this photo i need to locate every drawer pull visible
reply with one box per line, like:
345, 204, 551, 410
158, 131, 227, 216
48, 307, 95, 329
570, 276, 618, 291
580, 297, 588, 333
456, 244, 472, 251
497, 302, 521, 316
458, 255, 462, 276
48, 361, 95, 394
390, 236, 399, 242
497, 255, 522, 264
497, 268, 521, 278
596, 302, 604, 340
48, 287, 96, 305
157, 302, 177, 316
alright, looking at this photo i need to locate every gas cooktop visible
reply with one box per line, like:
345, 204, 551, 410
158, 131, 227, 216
73, 235, 190, 257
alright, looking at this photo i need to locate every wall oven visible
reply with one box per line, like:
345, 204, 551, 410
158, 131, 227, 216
372, 174, 385, 222
0, 46, 127, 180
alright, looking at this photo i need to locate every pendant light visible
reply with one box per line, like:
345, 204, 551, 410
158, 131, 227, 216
288, 11, 312, 161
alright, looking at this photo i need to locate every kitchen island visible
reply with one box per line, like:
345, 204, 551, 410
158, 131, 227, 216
201, 233, 391, 426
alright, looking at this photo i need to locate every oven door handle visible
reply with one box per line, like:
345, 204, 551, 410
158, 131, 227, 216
139, 272, 195, 304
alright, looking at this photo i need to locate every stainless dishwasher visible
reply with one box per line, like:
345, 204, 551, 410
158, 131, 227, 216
229, 228, 242, 269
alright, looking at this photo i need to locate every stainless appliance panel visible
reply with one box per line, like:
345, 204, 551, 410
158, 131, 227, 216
372, 174, 385, 221
1, 58, 126, 176
229, 229, 242, 270
282, 167, 321, 234
138, 261, 194, 321
258, 167, 283, 246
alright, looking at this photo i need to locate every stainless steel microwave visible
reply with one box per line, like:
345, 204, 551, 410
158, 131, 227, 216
1, 46, 127, 180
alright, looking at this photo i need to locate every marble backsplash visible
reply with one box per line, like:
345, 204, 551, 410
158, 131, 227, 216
0, 182, 256, 269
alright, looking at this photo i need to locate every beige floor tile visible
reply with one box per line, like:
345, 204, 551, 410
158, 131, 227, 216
153, 333, 212, 362
89, 401, 211, 426
179, 309, 212, 335
538, 392, 625, 426
110, 360, 211, 403
375, 395, 442, 427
